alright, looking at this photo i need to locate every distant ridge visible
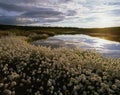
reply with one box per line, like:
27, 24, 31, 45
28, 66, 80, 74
0, 24, 120, 30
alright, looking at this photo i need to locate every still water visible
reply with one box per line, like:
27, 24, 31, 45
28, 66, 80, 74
33, 34, 120, 58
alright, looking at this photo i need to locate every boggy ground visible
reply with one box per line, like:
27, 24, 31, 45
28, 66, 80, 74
0, 24, 120, 42
0, 36, 120, 95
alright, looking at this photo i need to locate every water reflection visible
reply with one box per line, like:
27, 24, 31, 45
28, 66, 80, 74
33, 34, 120, 58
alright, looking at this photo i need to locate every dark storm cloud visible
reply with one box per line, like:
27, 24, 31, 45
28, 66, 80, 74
22, 10, 63, 18
0, 16, 38, 25
0, 0, 38, 4
0, 1, 67, 25
0, 2, 26, 12
0, 13, 65, 25
0, 0, 77, 25
0, 2, 60, 13
0, 16, 18, 25
0, 0, 72, 4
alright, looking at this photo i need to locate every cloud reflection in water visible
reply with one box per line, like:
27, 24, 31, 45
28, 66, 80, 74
34, 34, 120, 58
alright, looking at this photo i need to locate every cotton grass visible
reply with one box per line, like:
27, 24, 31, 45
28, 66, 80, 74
0, 36, 120, 95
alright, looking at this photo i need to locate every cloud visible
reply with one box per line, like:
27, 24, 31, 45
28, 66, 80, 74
0, 0, 119, 27
0, 2, 27, 12
22, 10, 63, 18
109, 9, 120, 16
0, 16, 20, 25
0, 1, 66, 25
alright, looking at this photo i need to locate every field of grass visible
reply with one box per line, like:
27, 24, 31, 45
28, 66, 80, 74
0, 25, 120, 95
0, 24, 120, 42
0, 36, 120, 95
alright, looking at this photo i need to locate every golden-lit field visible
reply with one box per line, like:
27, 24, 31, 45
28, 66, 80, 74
0, 36, 120, 95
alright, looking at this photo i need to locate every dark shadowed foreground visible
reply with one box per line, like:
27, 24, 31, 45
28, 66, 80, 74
0, 37, 120, 95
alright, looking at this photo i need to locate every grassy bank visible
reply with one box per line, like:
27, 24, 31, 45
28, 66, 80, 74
0, 36, 120, 95
0, 24, 120, 42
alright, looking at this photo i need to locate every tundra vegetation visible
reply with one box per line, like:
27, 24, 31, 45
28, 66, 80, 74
0, 36, 120, 95
0, 24, 120, 42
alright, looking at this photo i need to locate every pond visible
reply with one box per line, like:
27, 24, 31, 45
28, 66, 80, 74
33, 34, 120, 58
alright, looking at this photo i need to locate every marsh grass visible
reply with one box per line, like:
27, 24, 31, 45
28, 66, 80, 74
0, 36, 120, 95
0, 25, 120, 42
28, 34, 49, 42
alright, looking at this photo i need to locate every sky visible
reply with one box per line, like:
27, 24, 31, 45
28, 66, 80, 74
0, 0, 120, 28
